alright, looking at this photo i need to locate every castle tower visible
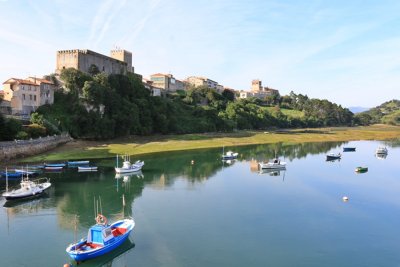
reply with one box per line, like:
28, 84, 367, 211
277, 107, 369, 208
251, 79, 262, 92
110, 49, 133, 73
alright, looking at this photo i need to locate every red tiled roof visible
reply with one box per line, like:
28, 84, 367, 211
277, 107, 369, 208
28, 77, 54, 84
3, 78, 38, 86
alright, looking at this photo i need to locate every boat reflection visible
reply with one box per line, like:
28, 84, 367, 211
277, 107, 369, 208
375, 153, 388, 160
68, 238, 135, 267
3, 193, 50, 210
259, 169, 285, 177
115, 170, 144, 180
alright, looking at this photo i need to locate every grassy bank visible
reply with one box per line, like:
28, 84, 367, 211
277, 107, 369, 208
23, 125, 400, 162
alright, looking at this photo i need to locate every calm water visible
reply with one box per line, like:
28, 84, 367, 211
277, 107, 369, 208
1, 140, 400, 267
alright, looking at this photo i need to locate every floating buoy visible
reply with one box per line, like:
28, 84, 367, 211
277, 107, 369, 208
191, 160, 194, 165
342, 196, 349, 202
63, 264, 71, 267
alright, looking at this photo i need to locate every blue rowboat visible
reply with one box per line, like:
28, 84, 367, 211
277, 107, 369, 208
343, 147, 356, 152
0, 172, 23, 178
45, 163, 66, 168
66, 215, 135, 262
67, 160, 90, 166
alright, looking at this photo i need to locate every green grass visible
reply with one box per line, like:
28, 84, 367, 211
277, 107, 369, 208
265, 107, 304, 118
21, 125, 400, 162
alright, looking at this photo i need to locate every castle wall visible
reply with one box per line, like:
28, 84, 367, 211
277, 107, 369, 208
56, 50, 128, 75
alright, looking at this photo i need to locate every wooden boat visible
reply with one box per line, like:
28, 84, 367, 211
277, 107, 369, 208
355, 166, 368, 173
376, 147, 388, 154
115, 155, 144, 174
2, 177, 51, 200
68, 160, 90, 166
259, 158, 287, 170
343, 147, 356, 152
66, 214, 135, 262
78, 166, 98, 172
326, 153, 341, 161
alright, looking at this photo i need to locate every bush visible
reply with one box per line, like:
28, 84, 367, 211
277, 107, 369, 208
24, 124, 47, 138
15, 131, 29, 140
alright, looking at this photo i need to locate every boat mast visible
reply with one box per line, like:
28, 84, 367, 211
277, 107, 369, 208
5, 167, 8, 192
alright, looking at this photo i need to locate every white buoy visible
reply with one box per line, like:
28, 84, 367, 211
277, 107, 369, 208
342, 196, 349, 202
191, 160, 194, 165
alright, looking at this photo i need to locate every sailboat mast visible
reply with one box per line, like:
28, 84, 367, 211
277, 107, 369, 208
5, 167, 8, 192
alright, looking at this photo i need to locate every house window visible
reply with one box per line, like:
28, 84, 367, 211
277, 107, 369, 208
22, 94, 25, 100
34, 95, 37, 101
30, 95, 32, 100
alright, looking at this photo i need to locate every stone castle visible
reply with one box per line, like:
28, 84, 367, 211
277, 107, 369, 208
56, 49, 133, 75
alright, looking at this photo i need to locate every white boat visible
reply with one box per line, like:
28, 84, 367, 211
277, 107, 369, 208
376, 147, 388, 154
222, 151, 239, 160
78, 166, 98, 172
115, 155, 144, 174
259, 158, 287, 170
2, 177, 51, 200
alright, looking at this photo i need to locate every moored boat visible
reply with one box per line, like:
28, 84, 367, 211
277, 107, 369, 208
343, 147, 356, 152
0, 171, 23, 179
259, 158, 286, 170
115, 155, 144, 174
326, 153, 341, 161
375, 147, 388, 154
68, 160, 90, 166
45, 163, 66, 168
355, 166, 368, 173
78, 166, 98, 172
222, 151, 239, 160
66, 214, 135, 262
2, 177, 51, 200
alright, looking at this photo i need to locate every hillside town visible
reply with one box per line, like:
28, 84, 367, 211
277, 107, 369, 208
0, 48, 280, 117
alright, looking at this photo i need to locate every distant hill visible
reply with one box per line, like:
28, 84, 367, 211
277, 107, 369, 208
348, 106, 370, 113
355, 99, 400, 125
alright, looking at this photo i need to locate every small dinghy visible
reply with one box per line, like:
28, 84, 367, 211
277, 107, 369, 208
355, 166, 368, 173
78, 166, 98, 172
326, 153, 341, 161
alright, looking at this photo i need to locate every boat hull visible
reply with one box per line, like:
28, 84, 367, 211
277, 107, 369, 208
68, 234, 131, 261
343, 147, 356, 152
78, 166, 98, 171
68, 161, 90, 166
115, 167, 142, 174
258, 162, 286, 170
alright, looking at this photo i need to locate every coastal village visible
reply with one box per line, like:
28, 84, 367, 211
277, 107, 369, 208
0, 48, 279, 117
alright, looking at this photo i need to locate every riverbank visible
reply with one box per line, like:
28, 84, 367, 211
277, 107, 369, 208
21, 125, 400, 162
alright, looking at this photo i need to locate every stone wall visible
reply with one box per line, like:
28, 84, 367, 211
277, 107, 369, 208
0, 133, 72, 161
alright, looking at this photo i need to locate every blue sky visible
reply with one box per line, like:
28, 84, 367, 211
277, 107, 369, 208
0, 0, 399, 107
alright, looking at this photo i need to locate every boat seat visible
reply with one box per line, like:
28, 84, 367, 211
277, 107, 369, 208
112, 227, 127, 237
87, 242, 103, 249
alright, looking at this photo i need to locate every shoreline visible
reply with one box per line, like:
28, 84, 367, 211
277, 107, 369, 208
20, 125, 400, 162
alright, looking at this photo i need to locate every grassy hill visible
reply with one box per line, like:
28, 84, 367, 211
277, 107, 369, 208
265, 107, 304, 118
357, 99, 400, 125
